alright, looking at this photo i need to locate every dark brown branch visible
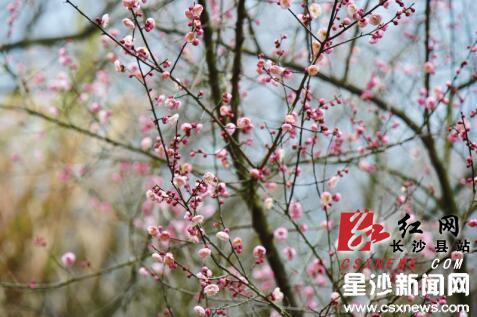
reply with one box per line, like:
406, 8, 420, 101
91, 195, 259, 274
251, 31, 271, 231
249, 51, 460, 222
198, 0, 222, 107
230, 0, 246, 137
0, 257, 142, 291
0, 24, 97, 52
230, 1, 302, 315
0, 104, 165, 163
198, 1, 301, 315
0, 1, 118, 52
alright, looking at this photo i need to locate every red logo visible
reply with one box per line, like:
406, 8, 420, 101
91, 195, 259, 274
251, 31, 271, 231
337, 209, 390, 251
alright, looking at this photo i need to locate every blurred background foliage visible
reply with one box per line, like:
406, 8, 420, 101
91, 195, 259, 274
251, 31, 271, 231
0, 0, 477, 316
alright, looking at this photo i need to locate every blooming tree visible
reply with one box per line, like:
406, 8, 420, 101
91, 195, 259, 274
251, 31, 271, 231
0, 0, 476, 316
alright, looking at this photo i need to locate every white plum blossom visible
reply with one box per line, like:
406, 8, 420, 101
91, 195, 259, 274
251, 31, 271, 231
309, 3, 322, 19
204, 284, 220, 296
272, 287, 284, 302
216, 231, 230, 241
193, 305, 206, 316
